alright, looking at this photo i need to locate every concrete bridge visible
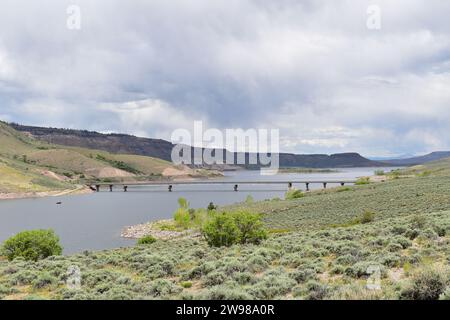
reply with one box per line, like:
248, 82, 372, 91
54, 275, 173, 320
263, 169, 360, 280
88, 180, 357, 192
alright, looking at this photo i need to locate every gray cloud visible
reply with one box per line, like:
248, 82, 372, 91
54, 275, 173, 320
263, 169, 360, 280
0, 0, 450, 156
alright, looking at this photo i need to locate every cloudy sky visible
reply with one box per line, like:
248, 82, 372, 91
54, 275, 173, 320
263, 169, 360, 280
1, 0, 450, 157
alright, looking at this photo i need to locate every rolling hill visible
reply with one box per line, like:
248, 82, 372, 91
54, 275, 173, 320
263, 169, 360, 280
0, 122, 214, 196
382, 151, 450, 166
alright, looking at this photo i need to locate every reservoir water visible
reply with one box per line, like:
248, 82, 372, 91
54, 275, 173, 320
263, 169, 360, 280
0, 167, 397, 254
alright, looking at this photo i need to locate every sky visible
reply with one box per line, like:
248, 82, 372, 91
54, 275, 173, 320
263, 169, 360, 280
0, 0, 450, 157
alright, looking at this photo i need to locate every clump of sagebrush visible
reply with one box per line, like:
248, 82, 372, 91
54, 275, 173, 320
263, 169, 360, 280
355, 177, 370, 185
202, 210, 267, 247
1, 229, 62, 261
137, 235, 156, 245
285, 189, 304, 200
400, 267, 449, 300
374, 170, 385, 176
360, 211, 376, 224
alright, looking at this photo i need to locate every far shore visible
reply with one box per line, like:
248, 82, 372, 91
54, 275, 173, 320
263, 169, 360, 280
0, 185, 93, 201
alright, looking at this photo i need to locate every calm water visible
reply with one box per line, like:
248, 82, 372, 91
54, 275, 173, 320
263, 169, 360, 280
0, 167, 398, 254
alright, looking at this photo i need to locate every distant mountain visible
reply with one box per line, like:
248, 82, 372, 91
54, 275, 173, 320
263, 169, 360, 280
382, 151, 450, 166
10, 123, 385, 168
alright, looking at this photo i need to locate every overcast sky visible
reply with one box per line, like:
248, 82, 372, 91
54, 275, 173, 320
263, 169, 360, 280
1, 0, 450, 157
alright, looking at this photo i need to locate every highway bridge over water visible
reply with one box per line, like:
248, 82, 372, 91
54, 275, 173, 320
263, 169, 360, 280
88, 180, 358, 192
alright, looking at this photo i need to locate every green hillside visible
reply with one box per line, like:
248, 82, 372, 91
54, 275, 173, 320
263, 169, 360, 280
0, 121, 204, 195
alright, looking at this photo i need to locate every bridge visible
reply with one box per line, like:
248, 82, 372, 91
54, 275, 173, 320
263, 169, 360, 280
88, 180, 357, 192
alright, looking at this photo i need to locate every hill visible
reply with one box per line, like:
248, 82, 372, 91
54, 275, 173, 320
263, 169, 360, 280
382, 151, 450, 166
0, 122, 216, 197
11, 123, 385, 168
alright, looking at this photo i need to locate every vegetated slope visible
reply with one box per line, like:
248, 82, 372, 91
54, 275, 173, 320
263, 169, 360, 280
1, 162, 449, 299
11, 123, 385, 168
403, 157, 450, 176
232, 175, 450, 230
383, 151, 450, 166
0, 121, 208, 194
0, 160, 72, 193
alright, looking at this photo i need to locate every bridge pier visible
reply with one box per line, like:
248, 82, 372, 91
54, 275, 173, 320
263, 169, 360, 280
123, 186, 128, 192
95, 185, 100, 192
168, 185, 173, 192
305, 183, 310, 192
234, 184, 238, 192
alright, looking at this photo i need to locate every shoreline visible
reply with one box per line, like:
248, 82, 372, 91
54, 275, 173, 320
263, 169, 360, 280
0, 185, 93, 201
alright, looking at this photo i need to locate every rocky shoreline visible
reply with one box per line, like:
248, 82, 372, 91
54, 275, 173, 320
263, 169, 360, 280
121, 219, 201, 240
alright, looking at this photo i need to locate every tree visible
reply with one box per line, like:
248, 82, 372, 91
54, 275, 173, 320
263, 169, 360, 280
1, 229, 63, 261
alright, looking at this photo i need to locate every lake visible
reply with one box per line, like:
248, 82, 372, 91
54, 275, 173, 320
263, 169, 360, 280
0, 167, 398, 254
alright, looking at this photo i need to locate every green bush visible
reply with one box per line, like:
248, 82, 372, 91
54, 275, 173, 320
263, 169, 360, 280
202, 214, 240, 247
360, 211, 375, 224
285, 189, 304, 200
174, 197, 191, 229
374, 170, 385, 176
232, 211, 268, 244
202, 211, 267, 247
355, 177, 370, 185
1, 229, 62, 261
137, 235, 156, 245
180, 281, 192, 289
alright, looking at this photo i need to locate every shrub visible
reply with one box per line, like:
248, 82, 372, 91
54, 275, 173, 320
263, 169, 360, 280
411, 214, 427, 229
174, 208, 191, 229
401, 268, 448, 300
202, 214, 240, 247
180, 281, 192, 289
232, 211, 267, 245
202, 211, 267, 247
374, 170, 385, 176
360, 211, 375, 224
285, 189, 304, 200
148, 279, 182, 297
203, 286, 252, 300
355, 177, 370, 185
305, 280, 329, 300
207, 202, 217, 211
440, 287, 450, 300
137, 235, 156, 245
32, 273, 58, 290
1, 229, 62, 261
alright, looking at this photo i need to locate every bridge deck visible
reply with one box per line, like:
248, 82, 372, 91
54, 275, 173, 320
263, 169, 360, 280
93, 180, 357, 186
